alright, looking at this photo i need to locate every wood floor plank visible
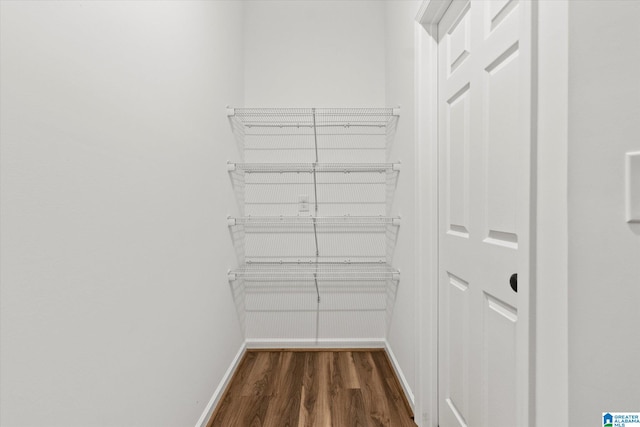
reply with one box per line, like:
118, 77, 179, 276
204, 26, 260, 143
370, 352, 410, 410
337, 351, 361, 389
299, 352, 332, 427
221, 396, 269, 427
330, 388, 368, 427
298, 352, 317, 426
263, 352, 305, 427
327, 351, 367, 424
370, 351, 417, 427
223, 352, 279, 427
352, 351, 394, 427
265, 351, 294, 397
328, 352, 344, 398
240, 351, 279, 397
207, 349, 415, 427
315, 352, 332, 426
207, 351, 258, 427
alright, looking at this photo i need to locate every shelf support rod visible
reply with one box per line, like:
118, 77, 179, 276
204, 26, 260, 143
312, 108, 319, 164
312, 108, 320, 303
314, 272, 320, 303
312, 108, 320, 218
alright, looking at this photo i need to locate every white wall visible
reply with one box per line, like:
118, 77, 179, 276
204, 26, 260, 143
535, 1, 570, 425
567, 1, 640, 425
385, 0, 423, 409
241, 0, 392, 344
244, 0, 385, 107
0, 2, 244, 426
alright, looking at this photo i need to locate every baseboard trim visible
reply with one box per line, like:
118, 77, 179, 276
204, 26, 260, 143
245, 338, 386, 349
384, 340, 416, 411
195, 342, 246, 427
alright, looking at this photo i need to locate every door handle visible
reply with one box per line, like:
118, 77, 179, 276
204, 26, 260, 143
510, 273, 518, 293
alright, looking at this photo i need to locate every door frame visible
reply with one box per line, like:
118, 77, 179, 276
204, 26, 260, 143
413, 2, 447, 425
413, 1, 566, 425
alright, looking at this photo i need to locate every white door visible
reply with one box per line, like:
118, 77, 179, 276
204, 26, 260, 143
437, 1, 533, 426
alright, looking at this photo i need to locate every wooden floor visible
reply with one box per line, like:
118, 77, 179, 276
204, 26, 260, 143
207, 349, 417, 427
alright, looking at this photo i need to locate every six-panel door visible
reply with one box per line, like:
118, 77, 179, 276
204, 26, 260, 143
438, 1, 532, 426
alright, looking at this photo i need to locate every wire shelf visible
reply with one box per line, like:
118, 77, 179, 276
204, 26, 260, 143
228, 162, 400, 173
227, 215, 400, 265
228, 262, 400, 282
228, 215, 401, 226
228, 163, 399, 217
228, 107, 399, 128
227, 107, 400, 161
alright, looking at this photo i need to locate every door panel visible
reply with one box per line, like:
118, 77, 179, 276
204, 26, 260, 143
446, 83, 471, 237
483, 294, 517, 427
438, 1, 531, 426
446, 272, 470, 426
484, 42, 520, 248
446, 3, 471, 75
487, 0, 519, 33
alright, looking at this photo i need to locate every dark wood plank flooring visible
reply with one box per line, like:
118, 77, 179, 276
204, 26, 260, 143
207, 350, 417, 427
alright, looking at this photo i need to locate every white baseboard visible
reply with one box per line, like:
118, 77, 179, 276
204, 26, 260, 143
245, 338, 386, 349
195, 342, 246, 427
385, 340, 415, 410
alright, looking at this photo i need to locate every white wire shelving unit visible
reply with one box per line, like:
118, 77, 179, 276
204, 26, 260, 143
225, 107, 401, 309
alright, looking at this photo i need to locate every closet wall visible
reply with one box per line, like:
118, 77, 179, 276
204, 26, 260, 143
384, 0, 422, 404
240, 3, 422, 409
241, 0, 395, 344
0, 2, 244, 426
567, 1, 640, 424
244, 0, 385, 107
1, 1, 425, 426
